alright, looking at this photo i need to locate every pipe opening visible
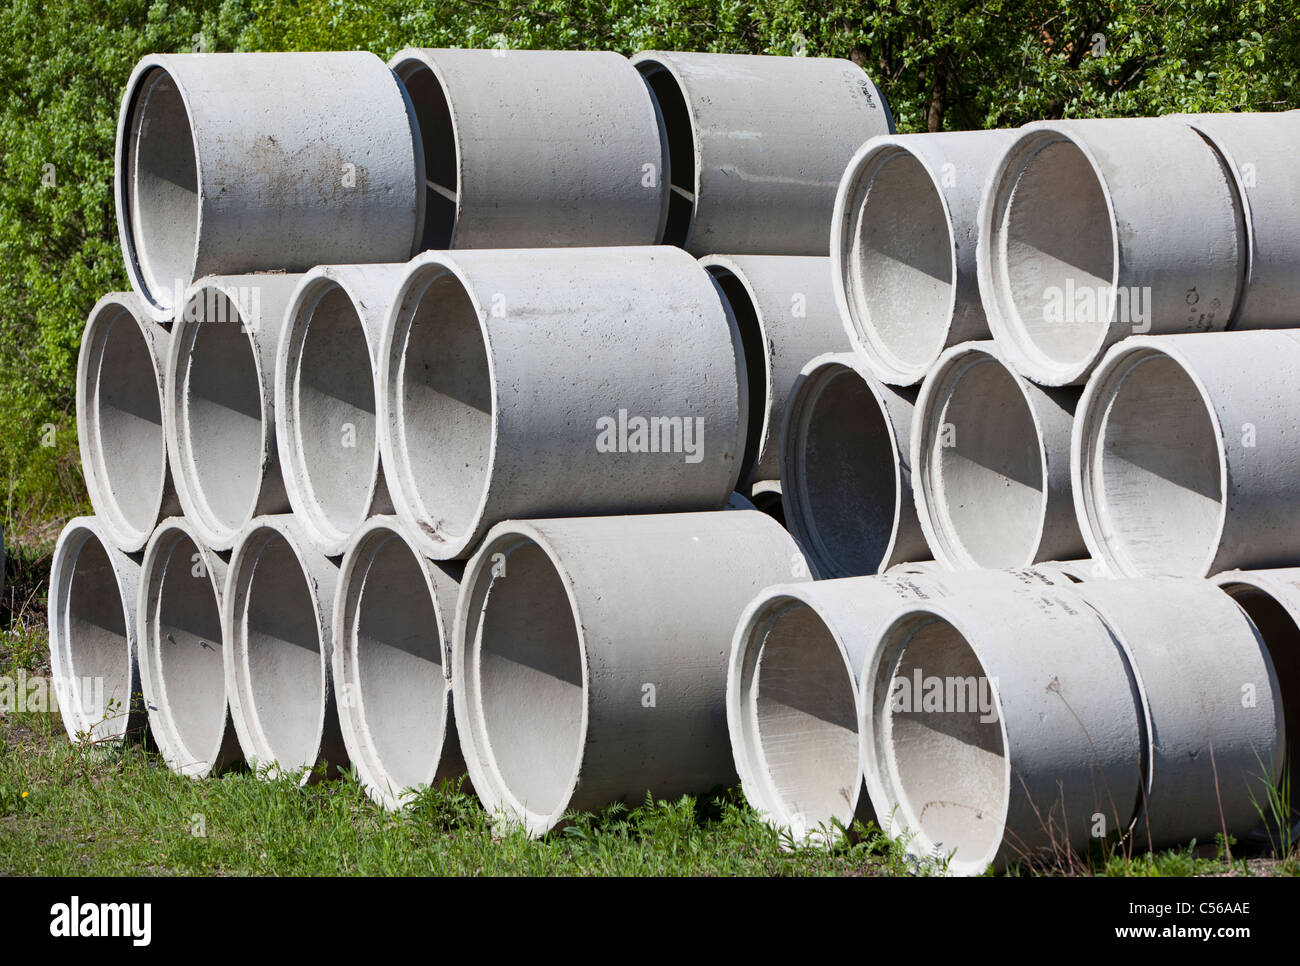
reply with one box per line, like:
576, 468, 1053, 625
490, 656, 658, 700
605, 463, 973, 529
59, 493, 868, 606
394, 61, 457, 250
476, 540, 583, 819
126, 67, 199, 308
87, 304, 166, 536
393, 268, 491, 549
751, 602, 859, 830
1086, 350, 1223, 576
64, 535, 132, 737
707, 267, 766, 484
290, 282, 379, 538
241, 533, 323, 770
995, 137, 1115, 370
352, 531, 447, 791
925, 356, 1044, 567
849, 150, 954, 373
876, 614, 1006, 863
636, 62, 694, 247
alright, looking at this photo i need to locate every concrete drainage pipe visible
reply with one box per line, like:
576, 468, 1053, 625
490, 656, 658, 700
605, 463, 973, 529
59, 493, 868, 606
115, 52, 422, 321
832, 130, 1017, 385
137, 517, 241, 778
378, 247, 746, 560
223, 515, 346, 782
729, 567, 1075, 846
912, 341, 1085, 569
780, 352, 927, 577
1072, 331, 1300, 577
749, 480, 784, 526
700, 255, 848, 488
76, 292, 181, 552
390, 48, 667, 249
861, 584, 1142, 875
48, 517, 145, 743
631, 52, 894, 255
453, 511, 802, 837
276, 264, 405, 556
333, 517, 466, 810
1070, 577, 1282, 850
977, 117, 1245, 385
165, 274, 302, 551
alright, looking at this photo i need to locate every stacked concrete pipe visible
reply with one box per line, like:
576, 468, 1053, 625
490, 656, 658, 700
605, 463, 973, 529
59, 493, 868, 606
699, 255, 849, 488
631, 52, 894, 254
977, 117, 1245, 385
137, 516, 241, 778
377, 246, 746, 559
1072, 331, 1300, 577
76, 292, 181, 552
276, 264, 404, 556
222, 514, 346, 782
165, 274, 301, 551
115, 52, 422, 320
832, 130, 1017, 385
780, 351, 928, 577
333, 516, 466, 809
48, 517, 145, 743
453, 510, 802, 836
390, 48, 668, 249
911, 341, 1085, 569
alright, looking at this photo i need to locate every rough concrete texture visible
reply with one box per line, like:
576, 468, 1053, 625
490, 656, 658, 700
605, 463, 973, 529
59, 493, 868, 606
165, 274, 302, 551
978, 117, 1245, 385
453, 510, 803, 837
631, 52, 894, 255
1073, 331, 1300, 577
76, 292, 182, 552
832, 130, 1017, 385
333, 516, 467, 810
377, 247, 746, 560
222, 514, 346, 782
48, 517, 145, 744
1212, 567, 1300, 845
1071, 577, 1282, 849
115, 52, 422, 320
862, 584, 1142, 875
137, 516, 241, 778
276, 264, 404, 556
390, 48, 667, 249
912, 341, 1085, 569
730, 567, 1075, 845
1182, 112, 1300, 328
780, 351, 928, 577
700, 255, 849, 487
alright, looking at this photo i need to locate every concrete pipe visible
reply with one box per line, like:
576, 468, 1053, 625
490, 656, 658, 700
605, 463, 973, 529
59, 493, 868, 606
390, 48, 666, 250
165, 274, 302, 551
749, 480, 784, 526
1072, 331, 1300, 577
1212, 568, 1300, 845
700, 255, 848, 487
137, 517, 240, 778
76, 292, 182, 552
832, 130, 1018, 385
912, 341, 1085, 569
729, 566, 1074, 845
453, 510, 803, 837
1182, 112, 1300, 329
333, 516, 466, 809
780, 352, 927, 578
378, 247, 746, 560
862, 585, 1142, 875
1070, 577, 1282, 850
631, 52, 894, 255
1035, 559, 1107, 583
47, 517, 145, 743
276, 264, 405, 556
884, 561, 947, 576
977, 117, 1245, 385
223, 514, 346, 781
115, 52, 422, 321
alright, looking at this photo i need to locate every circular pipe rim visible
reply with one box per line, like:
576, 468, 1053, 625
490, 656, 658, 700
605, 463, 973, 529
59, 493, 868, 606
389, 49, 463, 250
630, 53, 702, 250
